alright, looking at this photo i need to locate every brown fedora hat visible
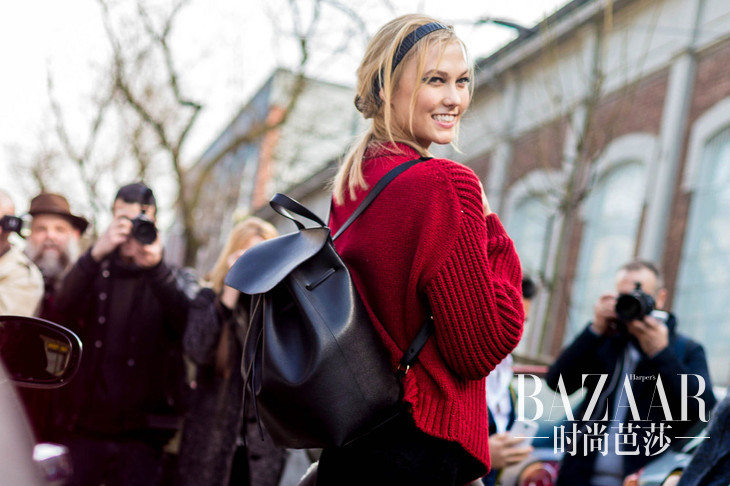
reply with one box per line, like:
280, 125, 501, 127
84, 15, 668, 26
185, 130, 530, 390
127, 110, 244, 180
28, 193, 89, 233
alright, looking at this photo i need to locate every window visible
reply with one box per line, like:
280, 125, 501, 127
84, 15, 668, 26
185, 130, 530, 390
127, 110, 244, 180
504, 170, 564, 358
674, 126, 730, 387
507, 195, 553, 278
566, 161, 647, 339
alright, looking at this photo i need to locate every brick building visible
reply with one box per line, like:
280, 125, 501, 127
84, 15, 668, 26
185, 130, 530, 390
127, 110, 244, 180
429, 0, 730, 387
184, 69, 361, 273
245, 0, 729, 388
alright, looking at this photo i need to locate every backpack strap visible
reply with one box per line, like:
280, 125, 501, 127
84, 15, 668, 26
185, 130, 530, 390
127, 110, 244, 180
331, 156, 434, 374
397, 316, 434, 377
333, 157, 430, 241
271, 157, 429, 235
270, 193, 327, 230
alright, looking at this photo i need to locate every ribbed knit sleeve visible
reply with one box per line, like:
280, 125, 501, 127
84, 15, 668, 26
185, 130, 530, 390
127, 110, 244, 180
425, 162, 524, 380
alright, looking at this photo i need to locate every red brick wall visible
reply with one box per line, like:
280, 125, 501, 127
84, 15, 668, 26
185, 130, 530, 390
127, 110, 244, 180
251, 106, 286, 210
688, 40, 730, 125
499, 38, 730, 358
509, 118, 567, 188
585, 69, 668, 158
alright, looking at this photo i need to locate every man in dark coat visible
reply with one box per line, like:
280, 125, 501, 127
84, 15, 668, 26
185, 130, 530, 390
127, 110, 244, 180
547, 260, 716, 486
54, 183, 198, 486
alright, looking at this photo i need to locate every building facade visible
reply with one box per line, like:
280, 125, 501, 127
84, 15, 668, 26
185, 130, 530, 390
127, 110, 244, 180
234, 0, 730, 388
187, 69, 361, 272
430, 0, 730, 387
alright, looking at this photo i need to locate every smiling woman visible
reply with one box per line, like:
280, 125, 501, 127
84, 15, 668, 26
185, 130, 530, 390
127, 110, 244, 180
391, 41, 471, 148
321, 14, 525, 485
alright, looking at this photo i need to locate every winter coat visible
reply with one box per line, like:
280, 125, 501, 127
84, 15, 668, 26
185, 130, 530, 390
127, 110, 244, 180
54, 249, 197, 444
0, 245, 43, 316
176, 288, 286, 486
546, 313, 716, 485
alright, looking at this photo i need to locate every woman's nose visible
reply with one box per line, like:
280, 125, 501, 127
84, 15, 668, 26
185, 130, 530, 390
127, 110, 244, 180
442, 83, 462, 107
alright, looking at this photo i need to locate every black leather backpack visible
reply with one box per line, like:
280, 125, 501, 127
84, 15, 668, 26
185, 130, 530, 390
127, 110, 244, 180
224, 158, 433, 448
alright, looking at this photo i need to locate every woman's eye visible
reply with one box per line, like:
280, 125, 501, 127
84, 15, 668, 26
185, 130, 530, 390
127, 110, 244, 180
457, 77, 470, 85
423, 76, 445, 84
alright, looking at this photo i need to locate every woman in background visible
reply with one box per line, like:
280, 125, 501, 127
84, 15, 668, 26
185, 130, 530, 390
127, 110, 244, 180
176, 217, 285, 486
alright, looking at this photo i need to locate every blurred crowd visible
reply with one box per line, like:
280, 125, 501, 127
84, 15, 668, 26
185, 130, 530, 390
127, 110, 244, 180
0, 184, 293, 486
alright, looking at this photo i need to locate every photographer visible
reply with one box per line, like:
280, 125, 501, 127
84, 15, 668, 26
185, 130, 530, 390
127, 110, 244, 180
54, 182, 198, 486
0, 188, 43, 315
546, 260, 716, 486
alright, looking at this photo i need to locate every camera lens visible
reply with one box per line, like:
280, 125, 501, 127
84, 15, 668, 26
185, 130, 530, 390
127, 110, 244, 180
616, 294, 643, 321
615, 284, 655, 322
0, 215, 24, 234
131, 216, 157, 245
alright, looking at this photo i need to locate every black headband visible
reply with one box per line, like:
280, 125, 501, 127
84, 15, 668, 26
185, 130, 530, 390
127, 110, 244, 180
365, 22, 449, 109
392, 22, 448, 73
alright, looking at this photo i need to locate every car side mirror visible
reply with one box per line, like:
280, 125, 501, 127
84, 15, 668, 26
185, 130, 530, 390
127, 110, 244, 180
0, 316, 82, 388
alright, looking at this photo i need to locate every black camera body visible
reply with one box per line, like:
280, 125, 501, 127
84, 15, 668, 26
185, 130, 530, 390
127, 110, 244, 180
0, 215, 23, 235
130, 212, 157, 245
615, 282, 655, 322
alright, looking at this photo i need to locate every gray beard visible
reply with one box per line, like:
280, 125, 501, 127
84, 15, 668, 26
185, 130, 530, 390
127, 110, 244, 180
26, 239, 80, 282
35, 252, 67, 280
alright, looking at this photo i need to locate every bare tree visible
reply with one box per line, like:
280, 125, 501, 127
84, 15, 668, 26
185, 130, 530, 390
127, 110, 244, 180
47, 70, 119, 228
7, 137, 60, 199
95, 0, 374, 266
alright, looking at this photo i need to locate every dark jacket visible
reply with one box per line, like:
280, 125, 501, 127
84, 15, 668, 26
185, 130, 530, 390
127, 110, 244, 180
546, 314, 716, 485
54, 249, 197, 442
175, 288, 286, 486
677, 394, 730, 486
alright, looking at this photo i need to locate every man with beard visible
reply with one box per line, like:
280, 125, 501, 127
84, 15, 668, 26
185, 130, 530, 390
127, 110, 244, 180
0, 189, 43, 316
16, 193, 88, 442
25, 193, 88, 322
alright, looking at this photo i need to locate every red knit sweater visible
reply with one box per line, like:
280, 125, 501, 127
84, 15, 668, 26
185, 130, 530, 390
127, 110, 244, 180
330, 143, 524, 472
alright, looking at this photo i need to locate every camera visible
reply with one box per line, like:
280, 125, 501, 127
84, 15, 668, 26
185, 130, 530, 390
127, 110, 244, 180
615, 282, 655, 322
130, 212, 157, 245
0, 215, 23, 235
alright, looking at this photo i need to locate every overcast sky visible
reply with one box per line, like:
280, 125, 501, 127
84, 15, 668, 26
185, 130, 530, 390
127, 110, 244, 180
0, 0, 569, 216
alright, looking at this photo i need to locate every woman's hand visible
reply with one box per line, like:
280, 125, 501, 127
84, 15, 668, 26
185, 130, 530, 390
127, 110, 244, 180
482, 191, 492, 216
478, 179, 492, 216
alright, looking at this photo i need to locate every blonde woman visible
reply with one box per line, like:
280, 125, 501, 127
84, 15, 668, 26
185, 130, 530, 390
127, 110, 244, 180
176, 217, 284, 486
321, 14, 525, 485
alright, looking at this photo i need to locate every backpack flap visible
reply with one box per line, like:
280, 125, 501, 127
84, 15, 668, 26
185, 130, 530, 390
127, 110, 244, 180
224, 227, 330, 295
